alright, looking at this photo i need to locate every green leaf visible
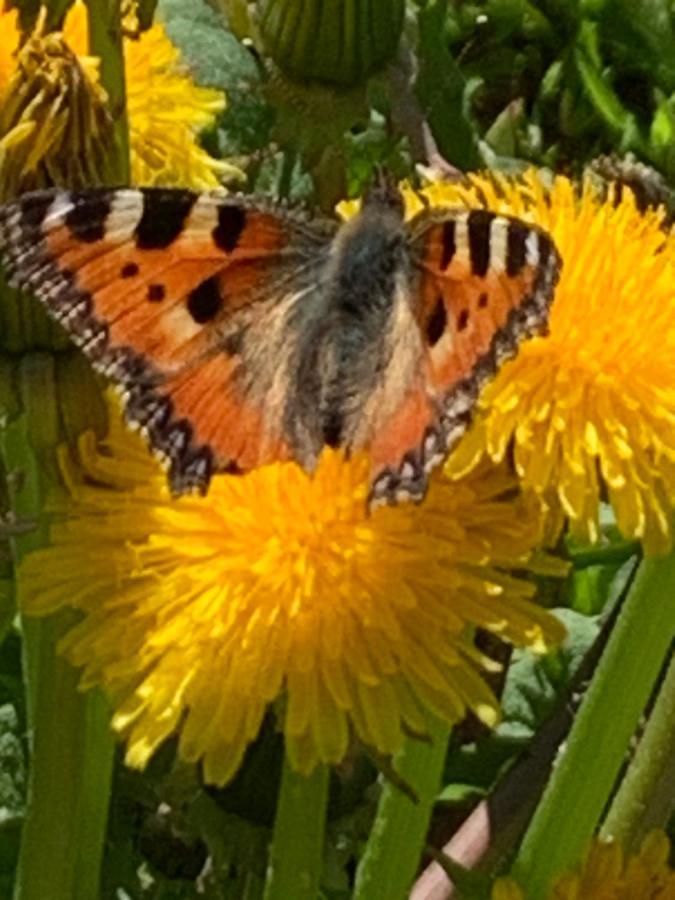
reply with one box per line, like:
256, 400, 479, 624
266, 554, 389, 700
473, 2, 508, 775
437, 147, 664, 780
574, 20, 641, 148
437, 782, 486, 803
159, 0, 259, 92
158, 0, 274, 158
497, 609, 600, 742
651, 93, 675, 147
484, 100, 526, 156
436, 608, 600, 819
415, 0, 481, 170
600, 0, 675, 94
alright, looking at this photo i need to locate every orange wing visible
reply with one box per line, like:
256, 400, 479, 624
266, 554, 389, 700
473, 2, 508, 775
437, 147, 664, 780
0, 187, 334, 492
368, 207, 561, 508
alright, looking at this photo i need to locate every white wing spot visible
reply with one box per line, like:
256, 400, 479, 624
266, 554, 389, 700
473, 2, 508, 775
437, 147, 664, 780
184, 196, 220, 235
525, 231, 539, 267
44, 192, 74, 228
488, 217, 509, 274
454, 214, 470, 267
106, 191, 145, 242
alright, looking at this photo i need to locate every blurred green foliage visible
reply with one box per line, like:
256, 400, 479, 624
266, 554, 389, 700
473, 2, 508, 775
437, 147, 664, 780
440, 0, 675, 181
163, 0, 675, 204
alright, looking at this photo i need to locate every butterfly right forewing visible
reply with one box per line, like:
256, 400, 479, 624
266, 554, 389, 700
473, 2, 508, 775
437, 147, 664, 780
366, 206, 561, 507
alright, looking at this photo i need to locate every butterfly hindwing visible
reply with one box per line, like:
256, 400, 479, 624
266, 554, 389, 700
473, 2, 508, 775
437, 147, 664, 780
0, 187, 333, 491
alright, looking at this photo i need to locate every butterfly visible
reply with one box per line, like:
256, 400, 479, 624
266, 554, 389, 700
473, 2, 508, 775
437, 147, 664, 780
0, 173, 560, 508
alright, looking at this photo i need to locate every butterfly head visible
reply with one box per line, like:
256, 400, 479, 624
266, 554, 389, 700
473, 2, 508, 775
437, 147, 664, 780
362, 167, 405, 219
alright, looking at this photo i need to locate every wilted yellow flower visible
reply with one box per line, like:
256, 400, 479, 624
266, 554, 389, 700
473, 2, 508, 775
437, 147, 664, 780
418, 171, 675, 554
0, 2, 235, 192
19, 403, 564, 785
493, 831, 675, 899
0, 9, 111, 198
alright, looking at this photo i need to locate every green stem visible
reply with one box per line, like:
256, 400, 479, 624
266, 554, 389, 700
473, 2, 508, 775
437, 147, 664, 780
277, 150, 297, 202
601, 650, 675, 849
16, 617, 115, 900
568, 540, 640, 569
85, 0, 130, 183
510, 552, 675, 898
3, 354, 113, 900
354, 717, 451, 900
263, 758, 329, 900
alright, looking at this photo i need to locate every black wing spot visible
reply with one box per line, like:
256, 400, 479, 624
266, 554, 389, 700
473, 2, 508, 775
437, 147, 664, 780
506, 221, 528, 277
148, 283, 165, 302
121, 262, 139, 278
440, 220, 456, 270
468, 210, 493, 277
19, 191, 56, 230
478, 292, 489, 308
187, 276, 223, 324
213, 206, 246, 252
135, 190, 196, 249
457, 308, 470, 331
65, 192, 112, 243
426, 296, 447, 346
537, 232, 551, 268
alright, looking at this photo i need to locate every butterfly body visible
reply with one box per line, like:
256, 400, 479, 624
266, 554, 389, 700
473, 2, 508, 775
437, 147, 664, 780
0, 178, 561, 507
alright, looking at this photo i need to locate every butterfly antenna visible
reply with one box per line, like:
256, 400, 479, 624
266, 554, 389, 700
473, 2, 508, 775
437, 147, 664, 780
363, 165, 404, 217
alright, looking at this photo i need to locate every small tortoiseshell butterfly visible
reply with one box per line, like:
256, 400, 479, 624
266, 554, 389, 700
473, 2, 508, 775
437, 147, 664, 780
0, 174, 560, 507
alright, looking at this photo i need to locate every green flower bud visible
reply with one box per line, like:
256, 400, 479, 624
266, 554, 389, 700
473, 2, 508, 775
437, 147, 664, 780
259, 0, 405, 87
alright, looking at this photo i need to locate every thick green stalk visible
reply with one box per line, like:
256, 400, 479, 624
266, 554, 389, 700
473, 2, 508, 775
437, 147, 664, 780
4, 354, 113, 900
2, 5, 129, 898
86, 0, 130, 183
263, 758, 329, 900
510, 552, 675, 898
16, 617, 115, 900
601, 650, 675, 848
354, 717, 451, 900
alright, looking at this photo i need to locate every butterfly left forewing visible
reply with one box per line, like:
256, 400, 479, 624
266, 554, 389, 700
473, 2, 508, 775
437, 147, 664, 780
0, 187, 333, 492
368, 207, 561, 508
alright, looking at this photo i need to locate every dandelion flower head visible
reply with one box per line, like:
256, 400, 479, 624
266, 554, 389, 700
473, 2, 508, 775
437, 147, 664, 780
19, 402, 564, 785
416, 171, 675, 554
493, 831, 675, 899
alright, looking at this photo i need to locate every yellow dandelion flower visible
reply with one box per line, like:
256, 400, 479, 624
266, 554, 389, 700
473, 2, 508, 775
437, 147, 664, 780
62, 1, 236, 189
123, 23, 234, 189
416, 171, 675, 555
18, 402, 564, 786
493, 831, 675, 899
0, 8, 20, 86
